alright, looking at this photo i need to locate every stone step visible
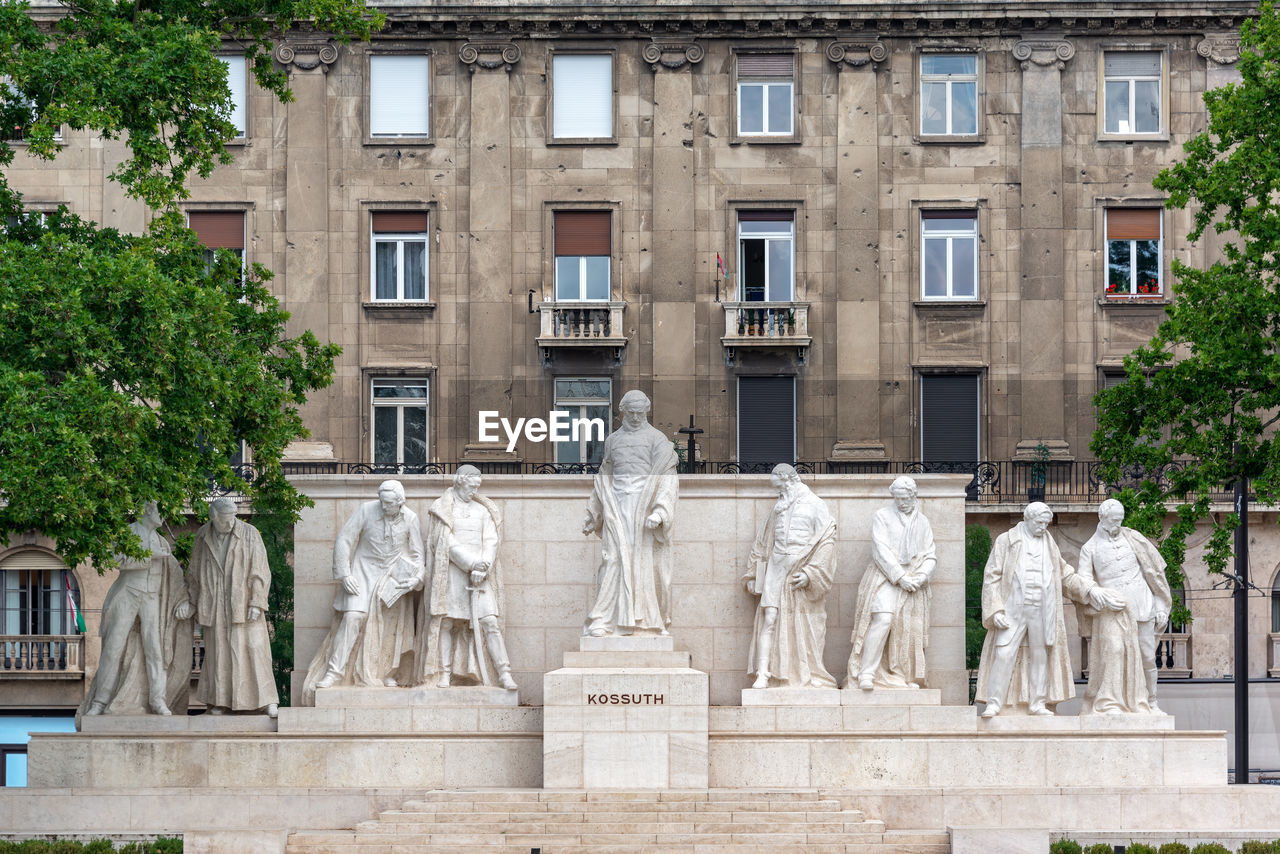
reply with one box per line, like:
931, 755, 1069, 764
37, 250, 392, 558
371, 806, 862, 823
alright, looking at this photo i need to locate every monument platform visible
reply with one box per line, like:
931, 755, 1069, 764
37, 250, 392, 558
543, 635, 710, 789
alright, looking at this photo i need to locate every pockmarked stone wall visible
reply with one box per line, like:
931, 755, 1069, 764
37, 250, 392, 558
291, 473, 969, 705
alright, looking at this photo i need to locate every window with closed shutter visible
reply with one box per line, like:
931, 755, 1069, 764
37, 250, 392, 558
371, 211, 429, 301
553, 55, 613, 139
554, 211, 611, 300
219, 56, 247, 137
189, 211, 245, 268
920, 374, 979, 463
738, 376, 796, 467
370, 55, 430, 137
736, 54, 794, 136
1105, 208, 1161, 297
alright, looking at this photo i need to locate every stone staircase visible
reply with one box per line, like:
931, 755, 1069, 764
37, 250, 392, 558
284, 789, 950, 853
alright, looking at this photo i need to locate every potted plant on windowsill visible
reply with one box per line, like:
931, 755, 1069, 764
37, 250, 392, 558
1027, 442, 1051, 502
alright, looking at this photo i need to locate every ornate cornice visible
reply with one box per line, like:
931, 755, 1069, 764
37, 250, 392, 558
1012, 39, 1075, 70
641, 39, 705, 72
1197, 34, 1242, 65
459, 39, 522, 72
273, 39, 338, 73
825, 39, 888, 70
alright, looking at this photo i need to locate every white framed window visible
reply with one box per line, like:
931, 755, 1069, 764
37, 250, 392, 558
737, 212, 794, 302
736, 54, 794, 137
554, 211, 610, 301
921, 211, 978, 300
1105, 208, 1162, 298
371, 378, 429, 467
552, 54, 613, 140
1, 76, 61, 143
553, 378, 611, 465
218, 55, 247, 138
920, 54, 978, 136
370, 55, 430, 138
1103, 51, 1162, 136
0, 551, 79, 636
371, 211, 428, 301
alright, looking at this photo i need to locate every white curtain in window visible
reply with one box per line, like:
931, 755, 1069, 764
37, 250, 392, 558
219, 56, 246, 136
371, 55, 430, 136
553, 55, 612, 138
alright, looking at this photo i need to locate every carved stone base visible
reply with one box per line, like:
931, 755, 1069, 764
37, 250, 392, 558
312, 686, 518, 707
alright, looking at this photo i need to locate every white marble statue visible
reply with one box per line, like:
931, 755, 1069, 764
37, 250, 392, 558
1076, 499, 1173, 715
976, 502, 1119, 717
414, 466, 517, 690
742, 464, 838, 689
175, 498, 279, 717
847, 476, 936, 690
81, 502, 193, 718
580, 389, 680, 638
303, 480, 425, 702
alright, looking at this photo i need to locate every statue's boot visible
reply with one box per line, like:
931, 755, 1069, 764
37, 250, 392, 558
484, 624, 518, 690
150, 694, 172, 716
85, 700, 108, 716
752, 628, 773, 689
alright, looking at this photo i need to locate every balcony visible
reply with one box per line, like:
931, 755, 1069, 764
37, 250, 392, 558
1082, 631, 1191, 679
720, 302, 811, 365
1269, 632, 1280, 678
0, 635, 84, 678
536, 301, 627, 367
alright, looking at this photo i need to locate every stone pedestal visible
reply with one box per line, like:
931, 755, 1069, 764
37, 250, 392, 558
543, 636, 709, 789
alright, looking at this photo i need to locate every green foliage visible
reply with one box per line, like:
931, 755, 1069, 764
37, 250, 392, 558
254, 512, 295, 705
0, 0, 381, 570
964, 524, 992, 670
1084, 845, 1114, 854
1237, 842, 1280, 854
1049, 840, 1082, 854
1127, 845, 1158, 854
0, 840, 180, 853
1093, 1, 1280, 600
1190, 845, 1232, 854
1157, 845, 1191, 854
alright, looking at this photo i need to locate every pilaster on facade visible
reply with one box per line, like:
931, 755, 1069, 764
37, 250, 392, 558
459, 39, 522, 73
1011, 38, 1076, 71
273, 38, 339, 74
641, 39, 705, 72
1196, 33, 1242, 65
824, 39, 888, 71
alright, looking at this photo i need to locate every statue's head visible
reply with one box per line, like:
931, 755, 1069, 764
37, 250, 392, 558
1023, 501, 1053, 537
889, 476, 918, 513
618, 390, 651, 427
770, 463, 799, 493
454, 464, 483, 501
377, 480, 406, 515
139, 501, 163, 528
209, 496, 238, 534
1098, 498, 1125, 536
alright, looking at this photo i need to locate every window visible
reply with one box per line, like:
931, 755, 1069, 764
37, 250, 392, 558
1103, 52, 1162, 136
737, 212, 794, 302
554, 211, 610, 301
188, 211, 245, 268
371, 211, 428, 301
920, 54, 978, 137
738, 376, 796, 467
1106, 209, 1162, 297
371, 378, 429, 467
553, 378, 611, 465
921, 211, 978, 300
1, 76, 60, 143
219, 55, 246, 138
920, 374, 980, 463
552, 54, 612, 140
0, 552, 80, 637
370, 55, 430, 138
736, 54, 794, 137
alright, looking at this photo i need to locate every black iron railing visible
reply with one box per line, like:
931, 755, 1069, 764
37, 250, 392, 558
198, 460, 1234, 505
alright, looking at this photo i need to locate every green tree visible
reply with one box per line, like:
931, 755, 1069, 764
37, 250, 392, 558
964, 523, 991, 671
1092, 1, 1280, 615
0, 0, 382, 568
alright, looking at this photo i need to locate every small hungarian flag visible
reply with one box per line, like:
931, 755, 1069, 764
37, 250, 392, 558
716, 252, 727, 280
65, 574, 85, 633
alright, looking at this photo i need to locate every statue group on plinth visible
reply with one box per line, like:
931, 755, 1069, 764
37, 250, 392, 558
81, 499, 279, 722
975, 500, 1168, 718
303, 468, 517, 700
